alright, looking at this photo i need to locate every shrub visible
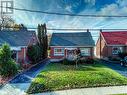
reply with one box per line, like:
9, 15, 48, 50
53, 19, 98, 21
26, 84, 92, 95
62, 58, 76, 65
108, 56, 112, 60
85, 57, 95, 64
27, 45, 41, 64
118, 52, 127, 59
80, 57, 95, 64
108, 56, 120, 61
0, 44, 18, 77
80, 58, 86, 64
112, 58, 120, 61
0, 60, 18, 77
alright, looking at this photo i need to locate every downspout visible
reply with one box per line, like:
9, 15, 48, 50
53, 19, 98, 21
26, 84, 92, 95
100, 29, 102, 59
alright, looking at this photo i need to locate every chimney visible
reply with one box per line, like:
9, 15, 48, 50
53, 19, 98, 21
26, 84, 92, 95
87, 29, 89, 32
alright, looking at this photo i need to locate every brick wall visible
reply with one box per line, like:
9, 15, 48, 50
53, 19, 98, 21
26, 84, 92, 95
50, 47, 94, 59
96, 35, 107, 58
17, 34, 38, 64
17, 47, 27, 63
96, 34, 127, 58
50, 47, 65, 59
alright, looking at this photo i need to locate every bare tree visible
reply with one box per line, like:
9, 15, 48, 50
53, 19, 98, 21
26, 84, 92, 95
0, 15, 15, 30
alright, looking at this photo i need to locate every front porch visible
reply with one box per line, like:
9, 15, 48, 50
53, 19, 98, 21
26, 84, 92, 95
11, 47, 28, 64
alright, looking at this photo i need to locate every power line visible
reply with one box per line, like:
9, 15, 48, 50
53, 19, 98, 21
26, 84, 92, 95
1, 25, 127, 31
1, 6, 127, 18
1, 26, 127, 38
47, 28, 127, 31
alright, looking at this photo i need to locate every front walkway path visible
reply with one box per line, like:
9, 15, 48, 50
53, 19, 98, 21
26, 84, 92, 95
0, 59, 50, 95
35, 86, 127, 95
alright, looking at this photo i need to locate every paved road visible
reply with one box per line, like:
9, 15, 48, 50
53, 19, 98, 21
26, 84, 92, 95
101, 60, 127, 77
0, 59, 50, 95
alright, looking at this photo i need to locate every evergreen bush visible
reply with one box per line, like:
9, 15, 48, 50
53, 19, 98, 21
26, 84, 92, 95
0, 44, 18, 77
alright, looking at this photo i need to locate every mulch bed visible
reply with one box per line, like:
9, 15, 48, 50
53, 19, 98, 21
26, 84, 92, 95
0, 76, 12, 85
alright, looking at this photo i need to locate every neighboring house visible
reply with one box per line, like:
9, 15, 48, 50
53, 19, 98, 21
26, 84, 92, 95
50, 32, 95, 61
96, 31, 127, 59
0, 30, 38, 63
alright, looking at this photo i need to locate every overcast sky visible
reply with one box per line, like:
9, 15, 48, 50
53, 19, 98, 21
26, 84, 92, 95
12, 0, 127, 37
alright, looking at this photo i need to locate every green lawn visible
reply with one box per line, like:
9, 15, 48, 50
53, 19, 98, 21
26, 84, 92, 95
27, 62, 127, 94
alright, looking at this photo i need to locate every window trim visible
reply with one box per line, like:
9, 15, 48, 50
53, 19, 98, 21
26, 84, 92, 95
80, 48, 91, 56
112, 46, 123, 55
54, 48, 64, 56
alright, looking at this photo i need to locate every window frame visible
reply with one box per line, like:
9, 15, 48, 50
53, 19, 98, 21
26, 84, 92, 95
54, 48, 64, 56
112, 46, 123, 55
80, 48, 91, 56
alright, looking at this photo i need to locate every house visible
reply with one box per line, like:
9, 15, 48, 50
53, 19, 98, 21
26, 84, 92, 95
0, 30, 38, 63
49, 31, 95, 61
96, 31, 127, 59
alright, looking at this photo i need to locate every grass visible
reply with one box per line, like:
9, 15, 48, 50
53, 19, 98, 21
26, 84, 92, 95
27, 61, 127, 94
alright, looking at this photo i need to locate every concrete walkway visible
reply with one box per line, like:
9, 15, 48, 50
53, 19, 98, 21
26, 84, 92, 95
35, 86, 127, 95
0, 59, 50, 95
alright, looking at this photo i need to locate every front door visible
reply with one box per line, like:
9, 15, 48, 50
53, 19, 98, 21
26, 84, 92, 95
65, 49, 77, 61
11, 50, 17, 61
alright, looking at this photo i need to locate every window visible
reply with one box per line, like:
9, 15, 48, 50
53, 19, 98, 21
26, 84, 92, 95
1, 1, 13, 14
80, 48, 90, 56
112, 47, 123, 55
54, 48, 64, 56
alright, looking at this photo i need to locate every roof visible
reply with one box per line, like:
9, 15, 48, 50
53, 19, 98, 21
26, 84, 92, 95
0, 30, 36, 47
50, 32, 95, 47
101, 31, 127, 45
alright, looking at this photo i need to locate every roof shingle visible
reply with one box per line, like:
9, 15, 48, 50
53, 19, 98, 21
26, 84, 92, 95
102, 31, 127, 45
50, 32, 95, 47
0, 30, 35, 46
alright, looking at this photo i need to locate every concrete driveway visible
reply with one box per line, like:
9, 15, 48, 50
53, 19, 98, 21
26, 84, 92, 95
101, 60, 127, 77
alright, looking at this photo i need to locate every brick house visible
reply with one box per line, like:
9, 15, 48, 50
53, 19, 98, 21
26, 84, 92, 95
50, 32, 95, 61
96, 31, 127, 59
0, 30, 38, 63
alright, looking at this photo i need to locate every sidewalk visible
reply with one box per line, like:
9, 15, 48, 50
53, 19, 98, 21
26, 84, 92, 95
35, 86, 127, 95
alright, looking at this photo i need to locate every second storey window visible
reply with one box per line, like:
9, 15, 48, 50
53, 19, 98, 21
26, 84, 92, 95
54, 48, 64, 56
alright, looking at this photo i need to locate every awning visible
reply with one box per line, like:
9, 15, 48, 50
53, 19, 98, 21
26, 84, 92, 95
11, 47, 21, 51
65, 48, 77, 50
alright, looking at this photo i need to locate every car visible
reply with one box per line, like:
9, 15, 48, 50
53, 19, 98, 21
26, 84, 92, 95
120, 56, 127, 67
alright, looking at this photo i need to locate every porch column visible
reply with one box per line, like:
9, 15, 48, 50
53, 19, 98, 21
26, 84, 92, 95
24, 47, 26, 62
64, 49, 67, 58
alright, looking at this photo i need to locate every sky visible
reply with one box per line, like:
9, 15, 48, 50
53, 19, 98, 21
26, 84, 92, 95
11, 0, 127, 37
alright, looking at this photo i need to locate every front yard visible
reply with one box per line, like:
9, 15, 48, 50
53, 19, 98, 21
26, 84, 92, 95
27, 61, 127, 94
